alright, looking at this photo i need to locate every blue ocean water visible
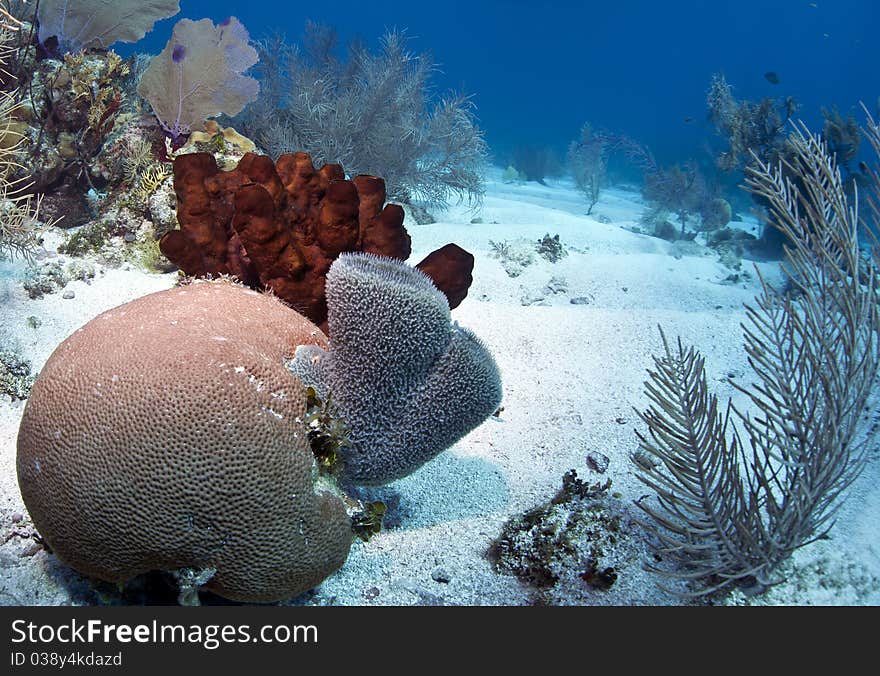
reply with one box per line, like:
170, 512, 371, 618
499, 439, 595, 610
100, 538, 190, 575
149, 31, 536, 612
5, 0, 879, 609
116, 0, 880, 166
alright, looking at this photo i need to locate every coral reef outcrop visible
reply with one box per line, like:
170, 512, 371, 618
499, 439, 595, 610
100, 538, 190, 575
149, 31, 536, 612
489, 471, 630, 602
17, 259, 502, 599
17, 49, 131, 227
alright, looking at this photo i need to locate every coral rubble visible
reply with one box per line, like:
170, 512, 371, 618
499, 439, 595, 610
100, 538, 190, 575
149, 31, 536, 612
489, 471, 629, 601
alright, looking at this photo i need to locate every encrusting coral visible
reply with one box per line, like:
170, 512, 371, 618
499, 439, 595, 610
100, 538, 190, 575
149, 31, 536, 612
163, 151, 475, 328
288, 253, 503, 485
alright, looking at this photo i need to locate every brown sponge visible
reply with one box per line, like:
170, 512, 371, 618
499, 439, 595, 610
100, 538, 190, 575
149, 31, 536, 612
163, 152, 475, 330
16, 280, 352, 603
163, 152, 412, 327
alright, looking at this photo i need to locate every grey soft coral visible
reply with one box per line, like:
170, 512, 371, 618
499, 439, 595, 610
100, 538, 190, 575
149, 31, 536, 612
289, 253, 503, 485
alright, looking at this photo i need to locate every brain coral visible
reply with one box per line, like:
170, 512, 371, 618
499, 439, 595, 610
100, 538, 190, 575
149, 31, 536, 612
289, 253, 503, 485
16, 280, 352, 603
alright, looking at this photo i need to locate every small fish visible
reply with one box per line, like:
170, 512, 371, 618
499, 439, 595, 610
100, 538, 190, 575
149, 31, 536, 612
859, 161, 871, 175
809, 2, 818, 7
764, 71, 780, 85
683, 116, 694, 124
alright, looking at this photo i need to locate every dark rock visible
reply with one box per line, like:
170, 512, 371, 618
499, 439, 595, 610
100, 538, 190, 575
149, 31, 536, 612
586, 451, 610, 473
21, 542, 42, 557
488, 471, 625, 594
431, 567, 451, 584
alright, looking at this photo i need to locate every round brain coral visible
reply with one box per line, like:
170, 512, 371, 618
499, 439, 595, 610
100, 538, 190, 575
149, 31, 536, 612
16, 280, 352, 603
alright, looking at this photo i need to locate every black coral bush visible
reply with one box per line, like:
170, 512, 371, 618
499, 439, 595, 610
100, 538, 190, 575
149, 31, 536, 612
236, 24, 487, 210
633, 115, 880, 596
567, 123, 610, 215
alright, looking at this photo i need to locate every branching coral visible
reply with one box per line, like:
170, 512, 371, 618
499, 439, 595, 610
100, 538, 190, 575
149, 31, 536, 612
61, 50, 129, 137
706, 73, 795, 173
120, 136, 155, 185
0, 3, 23, 32
640, 158, 729, 239
640, 162, 706, 237
118, 133, 171, 206
8, 42, 133, 227
821, 106, 861, 171
131, 163, 171, 205
633, 117, 880, 596
567, 123, 612, 215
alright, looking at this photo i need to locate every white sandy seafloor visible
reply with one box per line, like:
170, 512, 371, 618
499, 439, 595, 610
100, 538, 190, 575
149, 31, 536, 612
0, 166, 878, 606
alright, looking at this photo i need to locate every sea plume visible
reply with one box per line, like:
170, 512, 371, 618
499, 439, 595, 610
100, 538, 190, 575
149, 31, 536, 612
633, 114, 880, 596
236, 24, 486, 210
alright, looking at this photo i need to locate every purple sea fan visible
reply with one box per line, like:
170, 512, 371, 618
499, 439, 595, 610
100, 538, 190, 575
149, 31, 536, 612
137, 17, 260, 146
